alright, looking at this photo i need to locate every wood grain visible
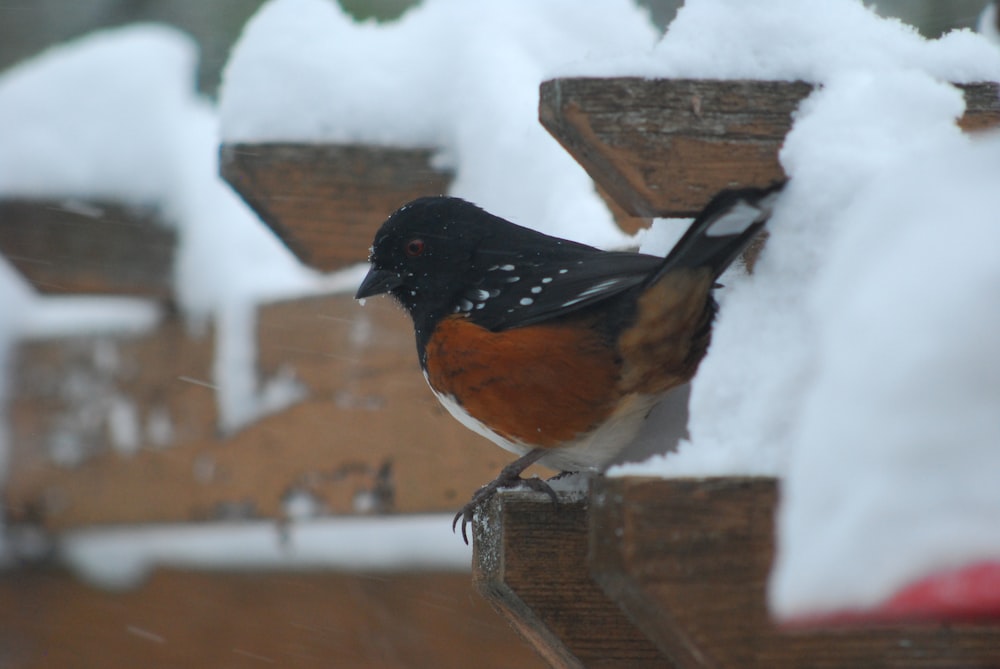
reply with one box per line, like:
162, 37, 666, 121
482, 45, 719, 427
220, 143, 453, 271
0, 199, 175, 297
590, 476, 1000, 669
473, 489, 670, 668
540, 78, 1000, 217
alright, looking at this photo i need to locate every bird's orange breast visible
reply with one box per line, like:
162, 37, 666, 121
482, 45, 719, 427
423, 314, 621, 448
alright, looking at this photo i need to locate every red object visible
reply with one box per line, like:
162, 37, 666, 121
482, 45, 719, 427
880, 561, 1000, 621
784, 561, 1000, 628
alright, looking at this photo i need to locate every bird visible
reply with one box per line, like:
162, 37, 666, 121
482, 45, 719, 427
356, 184, 784, 542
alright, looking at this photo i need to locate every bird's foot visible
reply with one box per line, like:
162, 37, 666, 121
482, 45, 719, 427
452, 448, 556, 544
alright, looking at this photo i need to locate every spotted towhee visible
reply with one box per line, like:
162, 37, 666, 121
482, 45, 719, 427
356, 184, 783, 541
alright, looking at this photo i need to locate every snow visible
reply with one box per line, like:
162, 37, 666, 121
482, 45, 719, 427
598, 0, 1000, 618
769, 113, 1000, 618
0, 24, 329, 450
59, 514, 472, 590
557, 0, 1000, 83
219, 0, 658, 248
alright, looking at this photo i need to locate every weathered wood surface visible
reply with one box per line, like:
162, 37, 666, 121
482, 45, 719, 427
5, 294, 548, 529
540, 78, 1000, 217
590, 476, 1000, 669
473, 489, 670, 668
0, 199, 175, 297
219, 143, 454, 271
0, 568, 544, 669
6, 314, 217, 507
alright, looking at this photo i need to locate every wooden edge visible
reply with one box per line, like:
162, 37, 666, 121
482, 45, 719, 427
472, 488, 670, 669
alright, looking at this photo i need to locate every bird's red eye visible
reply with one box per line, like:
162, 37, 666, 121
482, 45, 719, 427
404, 239, 426, 257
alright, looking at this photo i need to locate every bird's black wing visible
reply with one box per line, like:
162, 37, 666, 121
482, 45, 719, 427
459, 247, 663, 331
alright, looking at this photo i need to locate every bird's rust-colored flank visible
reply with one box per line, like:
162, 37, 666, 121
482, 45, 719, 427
618, 267, 716, 395
424, 314, 621, 448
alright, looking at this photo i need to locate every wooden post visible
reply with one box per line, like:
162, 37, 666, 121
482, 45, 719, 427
472, 489, 670, 668
589, 476, 1000, 669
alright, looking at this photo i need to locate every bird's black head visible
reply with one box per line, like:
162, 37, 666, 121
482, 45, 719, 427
356, 197, 503, 333
357, 195, 626, 350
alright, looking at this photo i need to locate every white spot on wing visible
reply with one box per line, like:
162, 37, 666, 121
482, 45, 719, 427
560, 278, 622, 308
520, 297, 534, 306
705, 201, 762, 237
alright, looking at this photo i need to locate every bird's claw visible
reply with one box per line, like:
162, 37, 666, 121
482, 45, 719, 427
452, 474, 559, 545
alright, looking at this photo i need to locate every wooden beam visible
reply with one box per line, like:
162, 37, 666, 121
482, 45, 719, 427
539, 78, 1000, 217
473, 489, 670, 668
219, 143, 453, 271
589, 476, 1000, 669
0, 568, 544, 669
0, 199, 175, 297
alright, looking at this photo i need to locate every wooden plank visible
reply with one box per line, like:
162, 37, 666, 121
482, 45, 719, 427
473, 489, 670, 668
589, 476, 1000, 669
0, 568, 545, 669
5, 294, 550, 529
539, 78, 1000, 217
219, 143, 453, 271
0, 199, 175, 297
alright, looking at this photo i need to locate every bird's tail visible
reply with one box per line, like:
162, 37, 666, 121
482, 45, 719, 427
649, 182, 785, 285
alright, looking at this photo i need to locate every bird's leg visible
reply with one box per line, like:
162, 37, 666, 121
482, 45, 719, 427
453, 448, 557, 544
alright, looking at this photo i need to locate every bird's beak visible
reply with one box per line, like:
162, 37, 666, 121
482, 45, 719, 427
355, 268, 403, 299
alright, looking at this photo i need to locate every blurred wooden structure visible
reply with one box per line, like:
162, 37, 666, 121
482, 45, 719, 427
0, 569, 542, 669
0, 199, 175, 297
0, 143, 545, 666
